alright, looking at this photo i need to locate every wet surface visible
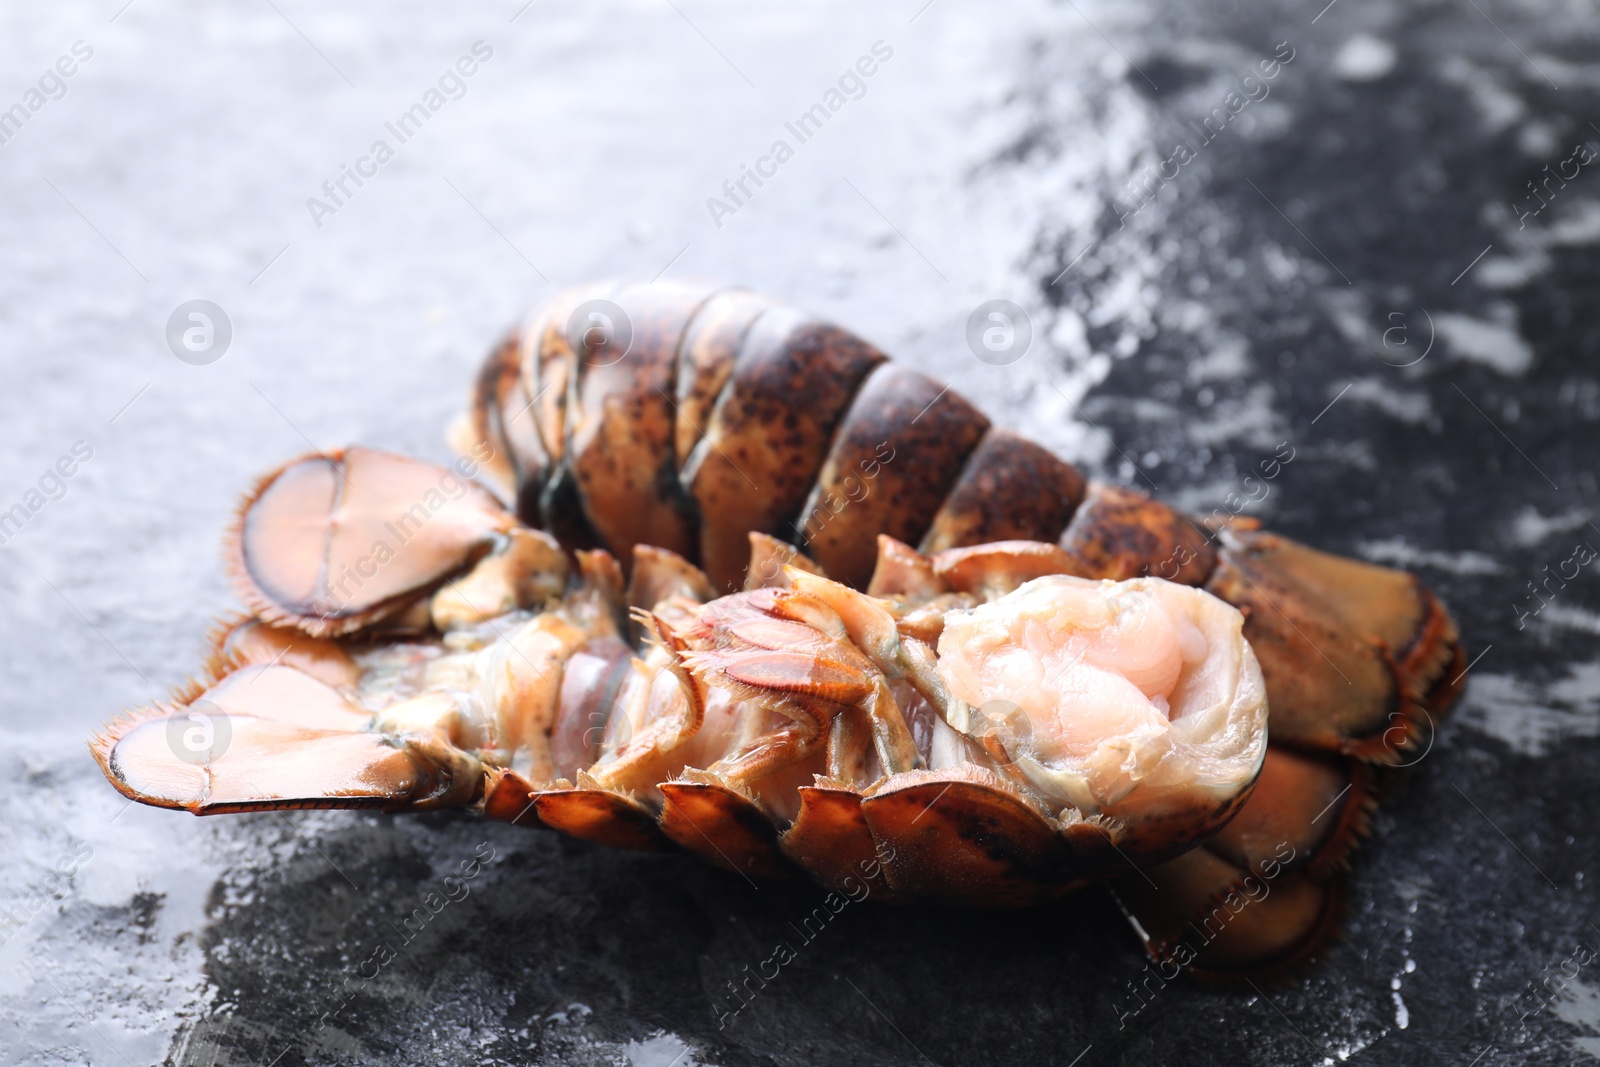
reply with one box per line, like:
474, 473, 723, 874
3, 0, 1599, 1064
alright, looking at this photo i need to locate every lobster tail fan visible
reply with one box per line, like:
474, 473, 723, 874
226, 447, 515, 637
93, 665, 483, 815
1109, 747, 1375, 980
1111, 527, 1461, 981
1204, 528, 1462, 760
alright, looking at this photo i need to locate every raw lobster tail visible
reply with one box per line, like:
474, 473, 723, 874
92, 282, 1464, 981
458, 282, 1083, 592
95, 514, 1271, 895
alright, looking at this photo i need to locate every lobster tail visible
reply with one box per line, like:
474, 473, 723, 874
466, 282, 1241, 599
97, 536, 1274, 907
465, 284, 1050, 590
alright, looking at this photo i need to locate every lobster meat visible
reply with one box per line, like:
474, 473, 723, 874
92, 282, 1463, 980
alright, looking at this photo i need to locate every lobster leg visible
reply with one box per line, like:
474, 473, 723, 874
707, 720, 823, 789
775, 570, 927, 772
824, 705, 875, 785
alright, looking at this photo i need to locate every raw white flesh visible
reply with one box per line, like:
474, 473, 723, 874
935, 574, 1268, 819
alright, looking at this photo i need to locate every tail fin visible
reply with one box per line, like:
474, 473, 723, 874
91, 665, 483, 815
1206, 529, 1462, 760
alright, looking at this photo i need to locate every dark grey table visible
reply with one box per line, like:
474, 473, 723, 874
1, 1, 1594, 1064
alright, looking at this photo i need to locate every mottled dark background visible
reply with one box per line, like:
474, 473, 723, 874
2, 1, 1597, 1064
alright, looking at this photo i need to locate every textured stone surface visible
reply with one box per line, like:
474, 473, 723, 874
2, 1, 1597, 1064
